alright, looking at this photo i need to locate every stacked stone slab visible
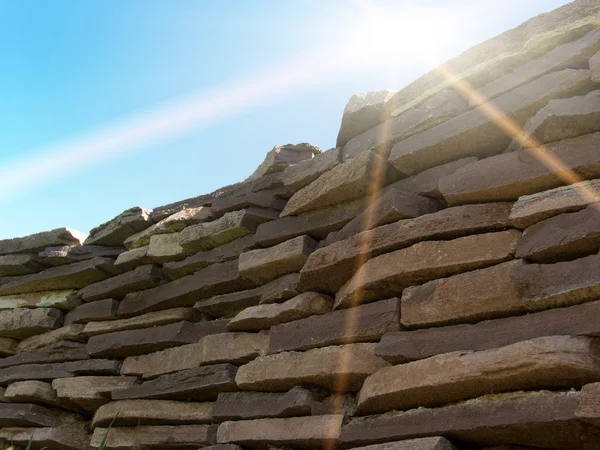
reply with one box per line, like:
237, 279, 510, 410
2, 1, 600, 448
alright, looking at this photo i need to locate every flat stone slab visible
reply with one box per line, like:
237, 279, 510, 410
438, 131, 600, 206
247, 143, 321, 181
16, 323, 86, 353
0, 424, 95, 450
516, 203, 600, 262
350, 437, 457, 450
146, 232, 191, 263
336, 230, 520, 309
0, 403, 62, 427
0, 228, 85, 256
217, 414, 344, 447
0, 341, 89, 369
84, 206, 152, 246
238, 235, 317, 285
114, 246, 153, 271
0, 307, 63, 339
0, 359, 121, 385
213, 387, 315, 421
91, 424, 217, 449
298, 203, 512, 294
281, 147, 341, 197
592, 49, 600, 82
65, 298, 119, 325
236, 343, 389, 392
0, 254, 45, 277
389, 69, 595, 176
112, 364, 237, 401
576, 381, 600, 424
0, 290, 79, 311
357, 335, 600, 414
4, 380, 61, 407
52, 376, 139, 411
269, 298, 400, 353
210, 185, 286, 217
37, 244, 123, 267
0, 337, 16, 356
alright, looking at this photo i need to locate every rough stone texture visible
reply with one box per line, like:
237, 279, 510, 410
4, 380, 60, 407
336, 230, 520, 309
515, 203, 600, 262
281, 150, 399, 217
147, 232, 191, 263
389, 69, 595, 176
0, 403, 62, 427
0, 253, 45, 277
91, 424, 217, 449
377, 300, 600, 363
0, 424, 95, 450
121, 332, 269, 379
324, 189, 441, 246
84, 206, 152, 246
213, 387, 315, 420
247, 143, 321, 181
256, 197, 365, 247
357, 335, 600, 414
343, 89, 469, 160
0, 337, 16, 356
0, 228, 86, 256
351, 437, 458, 450
592, 49, 600, 82
164, 234, 257, 279
114, 245, 153, 271
0, 359, 122, 385
510, 179, 600, 228
576, 381, 600, 423
236, 343, 389, 392
210, 185, 286, 218
0, 290, 79, 311
239, 235, 317, 285
227, 292, 332, 332
83, 307, 198, 336
16, 324, 86, 353
269, 298, 400, 353
0, 307, 63, 339
340, 391, 600, 450
258, 272, 301, 304
280, 147, 341, 197
216, 414, 343, 447
0, 257, 116, 295
92, 399, 213, 428
438, 131, 600, 206
52, 376, 139, 411
86, 319, 228, 358
37, 245, 123, 267
298, 203, 512, 294
112, 364, 237, 401
0, 341, 89, 369
118, 260, 256, 316
65, 298, 119, 325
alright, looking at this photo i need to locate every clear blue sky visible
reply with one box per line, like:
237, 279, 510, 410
0, 0, 569, 239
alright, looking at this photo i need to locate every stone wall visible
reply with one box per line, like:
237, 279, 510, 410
0, 1, 600, 448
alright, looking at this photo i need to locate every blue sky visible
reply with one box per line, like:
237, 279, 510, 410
0, 0, 569, 239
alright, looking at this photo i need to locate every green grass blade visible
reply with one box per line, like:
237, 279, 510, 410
97, 412, 119, 450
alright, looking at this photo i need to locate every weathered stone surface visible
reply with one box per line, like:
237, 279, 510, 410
516, 203, 600, 262
282, 150, 399, 217
0, 403, 62, 427
92, 399, 213, 428
592, 50, 600, 82
324, 189, 441, 245
0, 290, 79, 311
65, 298, 119, 325
239, 236, 317, 285
91, 424, 217, 449
84, 206, 152, 246
0, 257, 116, 295
438, 131, 600, 206
81, 265, 167, 303
16, 324, 86, 353
357, 335, 600, 414
0, 359, 121, 385
389, 69, 595, 176
236, 343, 389, 392
343, 89, 468, 160
0, 228, 85, 256
86, 319, 228, 358
281, 147, 341, 197
247, 143, 321, 181
576, 382, 600, 423
119, 260, 256, 316
0, 254, 45, 277
474, 29, 600, 105
401, 261, 523, 329
258, 273, 301, 304
37, 245, 123, 267
114, 245, 153, 271
351, 437, 458, 450
4, 380, 59, 406
147, 232, 191, 263
83, 307, 197, 336
210, 185, 286, 218
0, 337, 16, 356
269, 299, 400, 353
217, 414, 343, 447
164, 234, 257, 279
180, 209, 262, 252
124, 206, 212, 249
195, 287, 263, 318
122, 332, 268, 379
256, 197, 365, 247
336, 230, 520, 309
298, 203, 512, 294
0, 423, 94, 450
340, 391, 600, 449
227, 292, 332, 332
112, 364, 237, 401
337, 89, 396, 148
53, 376, 139, 411
510, 179, 600, 228
0, 307, 63, 339
377, 300, 600, 363
0, 341, 89, 369
204, 445, 242, 450
213, 387, 314, 421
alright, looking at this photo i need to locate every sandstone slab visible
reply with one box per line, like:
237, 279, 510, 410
114, 245, 153, 271
336, 230, 520, 309
0, 290, 79, 311
0, 403, 62, 427
65, 298, 119, 325
83, 307, 197, 336
195, 287, 263, 318
147, 232, 190, 263
84, 206, 152, 246
0, 337, 16, 356
53, 376, 139, 411
0, 341, 89, 369
576, 381, 600, 423
209, 183, 287, 218
0, 228, 85, 256
4, 380, 59, 407
298, 203, 512, 294
247, 143, 321, 181
91, 424, 217, 449
0, 359, 121, 385
0, 307, 63, 339
592, 49, 600, 82
37, 245, 123, 267
0, 423, 95, 450
16, 323, 86, 353
269, 298, 400, 353
258, 272, 301, 304
351, 437, 457, 450
0, 254, 45, 277
281, 147, 341, 197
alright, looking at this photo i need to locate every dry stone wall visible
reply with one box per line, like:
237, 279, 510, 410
1, 1, 600, 448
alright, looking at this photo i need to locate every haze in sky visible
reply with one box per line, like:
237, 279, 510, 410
0, 0, 570, 238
